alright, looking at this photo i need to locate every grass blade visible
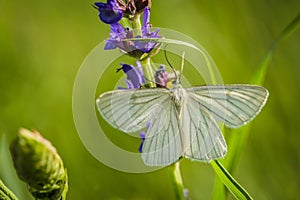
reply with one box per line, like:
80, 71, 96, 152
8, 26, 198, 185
225, 11, 300, 175
212, 12, 300, 199
251, 12, 300, 85
211, 160, 253, 200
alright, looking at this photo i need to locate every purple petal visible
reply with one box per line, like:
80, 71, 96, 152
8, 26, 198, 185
133, 36, 155, 53
142, 7, 151, 34
117, 86, 128, 90
119, 64, 143, 88
125, 79, 134, 89
94, 1, 123, 24
138, 122, 150, 153
146, 122, 151, 130
138, 143, 144, 153
138, 130, 146, 153
104, 23, 127, 50
143, 7, 150, 25
140, 131, 146, 140
110, 23, 126, 36
104, 40, 117, 49
136, 61, 145, 83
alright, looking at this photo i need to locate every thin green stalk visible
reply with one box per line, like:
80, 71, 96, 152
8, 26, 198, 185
119, 17, 131, 29
140, 57, 155, 88
169, 162, 185, 200
131, 14, 142, 36
0, 179, 19, 200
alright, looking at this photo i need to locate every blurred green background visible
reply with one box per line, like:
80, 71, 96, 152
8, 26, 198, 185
1, 0, 300, 199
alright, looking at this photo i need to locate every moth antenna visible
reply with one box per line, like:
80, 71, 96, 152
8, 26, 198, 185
179, 51, 185, 81
164, 45, 178, 81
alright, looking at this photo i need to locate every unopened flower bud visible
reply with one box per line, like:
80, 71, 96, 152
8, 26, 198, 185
10, 128, 68, 200
117, 0, 151, 16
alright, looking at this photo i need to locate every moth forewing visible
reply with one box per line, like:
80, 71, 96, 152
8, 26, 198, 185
186, 85, 269, 128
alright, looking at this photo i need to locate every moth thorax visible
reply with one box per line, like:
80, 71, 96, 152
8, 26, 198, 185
172, 86, 185, 107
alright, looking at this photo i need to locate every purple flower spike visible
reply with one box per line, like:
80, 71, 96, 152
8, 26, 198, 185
94, 0, 123, 24
117, 64, 143, 89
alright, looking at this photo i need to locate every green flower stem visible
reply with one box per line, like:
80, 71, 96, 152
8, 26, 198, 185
119, 17, 131, 29
131, 14, 142, 37
140, 57, 155, 88
169, 162, 185, 200
0, 179, 19, 200
130, 13, 155, 87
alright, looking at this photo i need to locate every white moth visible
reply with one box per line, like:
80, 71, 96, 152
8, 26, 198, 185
96, 57, 269, 167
